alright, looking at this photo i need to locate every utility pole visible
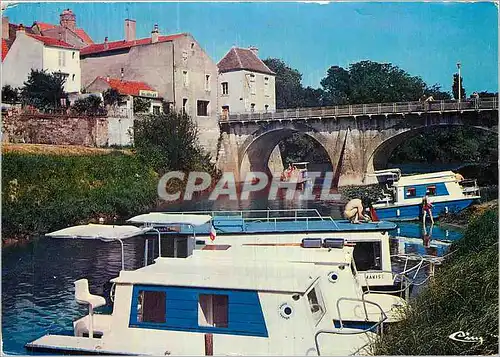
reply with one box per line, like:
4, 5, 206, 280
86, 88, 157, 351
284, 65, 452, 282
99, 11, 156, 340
457, 62, 462, 103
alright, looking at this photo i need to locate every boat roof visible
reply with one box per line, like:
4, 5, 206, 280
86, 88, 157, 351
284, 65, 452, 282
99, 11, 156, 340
395, 171, 457, 186
127, 213, 212, 226
111, 257, 320, 293
46, 224, 152, 240
192, 245, 354, 265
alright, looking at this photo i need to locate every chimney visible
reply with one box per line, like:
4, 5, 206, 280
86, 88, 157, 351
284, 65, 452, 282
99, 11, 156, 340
104, 36, 108, 50
60, 9, 76, 31
120, 67, 124, 81
2, 16, 9, 40
125, 19, 136, 42
151, 24, 159, 44
249, 46, 259, 57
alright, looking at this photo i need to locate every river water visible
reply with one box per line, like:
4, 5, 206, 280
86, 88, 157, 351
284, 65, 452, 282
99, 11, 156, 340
2, 193, 464, 355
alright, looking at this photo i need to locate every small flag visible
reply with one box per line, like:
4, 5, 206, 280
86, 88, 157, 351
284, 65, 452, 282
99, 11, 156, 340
210, 221, 217, 241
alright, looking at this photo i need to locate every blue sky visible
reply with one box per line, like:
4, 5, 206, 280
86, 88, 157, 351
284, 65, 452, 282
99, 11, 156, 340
5, 2, 498, 93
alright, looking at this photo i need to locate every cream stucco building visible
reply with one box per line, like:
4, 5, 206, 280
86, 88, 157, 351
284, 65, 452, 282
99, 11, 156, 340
2, 26, 81, 93
217, 47, 276, 116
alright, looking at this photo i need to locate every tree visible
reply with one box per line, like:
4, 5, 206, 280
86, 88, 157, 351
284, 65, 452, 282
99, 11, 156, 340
134, 111, 217, 176
263, 58, 304, 109
72, 95, 105, 116
424, 84, 452, 100
2, 85, 19, 104
299, 86, 325, 107
477, 91, 498, 98
452, 73, 466, 100
133, 97, 151, 114
103, 88, 120, 107
20, 69, 67, 110
320, 65, 350, 105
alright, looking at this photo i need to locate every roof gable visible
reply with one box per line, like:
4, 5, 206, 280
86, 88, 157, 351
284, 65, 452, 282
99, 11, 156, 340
80, 33, 186, 56
218, 47, 275, 75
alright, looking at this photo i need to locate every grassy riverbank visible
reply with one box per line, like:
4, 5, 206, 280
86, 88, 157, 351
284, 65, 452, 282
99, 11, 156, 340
372, 208, 499, 355
2, 150, 159, 244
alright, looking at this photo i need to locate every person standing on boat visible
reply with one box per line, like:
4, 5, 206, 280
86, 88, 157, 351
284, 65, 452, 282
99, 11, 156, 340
422, 196, 434, 224
344, 198, 371, 224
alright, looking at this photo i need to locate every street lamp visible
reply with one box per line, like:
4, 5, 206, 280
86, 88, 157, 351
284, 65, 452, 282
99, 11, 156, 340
457, 62, 461, 103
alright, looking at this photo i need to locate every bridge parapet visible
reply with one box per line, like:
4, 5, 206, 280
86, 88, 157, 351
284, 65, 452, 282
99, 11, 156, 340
219, 97, 498, 123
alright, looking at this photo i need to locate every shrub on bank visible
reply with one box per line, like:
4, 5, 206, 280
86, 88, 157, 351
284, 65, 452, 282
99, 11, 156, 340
372, 209, 499, 355
2, 152, 158, 241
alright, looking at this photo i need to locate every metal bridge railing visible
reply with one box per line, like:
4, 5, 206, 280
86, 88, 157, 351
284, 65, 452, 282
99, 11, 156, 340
219, 97, 497, 122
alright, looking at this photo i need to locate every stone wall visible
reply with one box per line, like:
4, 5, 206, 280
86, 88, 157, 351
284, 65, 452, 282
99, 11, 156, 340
2, 112, 108, 147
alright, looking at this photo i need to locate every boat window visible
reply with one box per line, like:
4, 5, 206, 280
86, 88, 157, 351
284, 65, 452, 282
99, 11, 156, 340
352, 241, 382, 271
307, 285, 326, 325
406, 187, 416, 197
426, 186, 436, 196
198, 294, 228, 328
137, 290, 166, 323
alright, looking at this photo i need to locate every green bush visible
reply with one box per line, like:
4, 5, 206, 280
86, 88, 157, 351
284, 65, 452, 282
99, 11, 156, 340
372, 209, 499, 355
2, 152, 158, 241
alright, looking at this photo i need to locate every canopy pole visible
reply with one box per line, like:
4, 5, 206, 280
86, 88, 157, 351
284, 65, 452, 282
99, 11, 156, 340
150, 228, 161, 258
118, 239, 125, 270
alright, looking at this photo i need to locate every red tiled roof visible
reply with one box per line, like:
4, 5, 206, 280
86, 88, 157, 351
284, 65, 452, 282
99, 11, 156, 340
80, 33, 186, 56
74, 28, 94, 44
2, 39, 9, 61
218, 47, 275, 75
34, 22, 57, 31
95, 77, 156, 96
27, 34, 75, 49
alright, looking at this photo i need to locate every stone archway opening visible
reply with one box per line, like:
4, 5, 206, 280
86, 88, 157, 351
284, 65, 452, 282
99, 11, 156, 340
368, 125, 498, 182
240, 128, 333, 182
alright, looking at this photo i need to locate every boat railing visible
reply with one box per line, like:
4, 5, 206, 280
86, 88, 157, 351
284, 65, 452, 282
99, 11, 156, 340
363, 269, 413, 301
336, 297, 388, 329
314, 299, 388, 355
178, 208, 325, 220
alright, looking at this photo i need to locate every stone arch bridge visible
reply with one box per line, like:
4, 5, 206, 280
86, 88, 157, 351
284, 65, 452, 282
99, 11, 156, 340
216, 98, 498, 186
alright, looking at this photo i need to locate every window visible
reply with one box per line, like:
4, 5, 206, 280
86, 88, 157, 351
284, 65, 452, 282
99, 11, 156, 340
198, 294, 228, 328
250, 103, 255, 112
205, 74, 210, 91
58, 51, 66, 67
248, 74, 256, 95
137, 290, 166, 323
153, 106, 161, 115
265, 104, 269, 112
352, 241, 382, 271
221, 82, 229, 95
197, 100, 209, 116
72, 52, 75, 60
406, 187, 416, 197
264, 77, 269, 96
182, 98, 188, 115
307, 286, 325, 325
72, 74, 75, 81
182, 71, 189, 87
426, 186, 436, 196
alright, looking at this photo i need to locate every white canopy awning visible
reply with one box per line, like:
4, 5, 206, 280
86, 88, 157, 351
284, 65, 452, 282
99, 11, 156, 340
127, 213, 212, 227
46, 224, 152, 240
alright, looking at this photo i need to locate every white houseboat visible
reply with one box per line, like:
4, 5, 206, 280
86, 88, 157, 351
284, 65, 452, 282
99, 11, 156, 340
26, 219, 406, 356
370, 169, 481, 221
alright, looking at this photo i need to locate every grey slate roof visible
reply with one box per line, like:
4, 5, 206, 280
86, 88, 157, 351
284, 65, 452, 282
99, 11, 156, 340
217, 47, 275, 75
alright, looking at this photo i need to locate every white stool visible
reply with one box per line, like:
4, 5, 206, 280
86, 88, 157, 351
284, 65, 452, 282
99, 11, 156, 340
74, 279, 106, 338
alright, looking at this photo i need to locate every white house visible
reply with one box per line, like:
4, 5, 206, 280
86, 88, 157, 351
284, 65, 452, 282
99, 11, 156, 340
2, 25, 81, 93
217, 46, 276, 116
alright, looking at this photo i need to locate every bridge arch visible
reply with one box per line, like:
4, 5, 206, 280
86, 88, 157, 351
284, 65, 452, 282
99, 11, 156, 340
238, 122, 336, 179
365, 124, 498, 180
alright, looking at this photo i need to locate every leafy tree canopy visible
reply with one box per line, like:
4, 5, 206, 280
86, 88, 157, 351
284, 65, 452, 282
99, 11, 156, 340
20, 69, 67, 110
103, 88, 121, 107
134, 111, 218, 176
133, 97, 151, 114
72, 95, 104, 116
2, 85, 19, 104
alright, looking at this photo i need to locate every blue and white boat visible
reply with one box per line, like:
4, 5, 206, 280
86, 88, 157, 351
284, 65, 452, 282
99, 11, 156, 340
25, 220, 404, 356
370, 169, 480, 221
